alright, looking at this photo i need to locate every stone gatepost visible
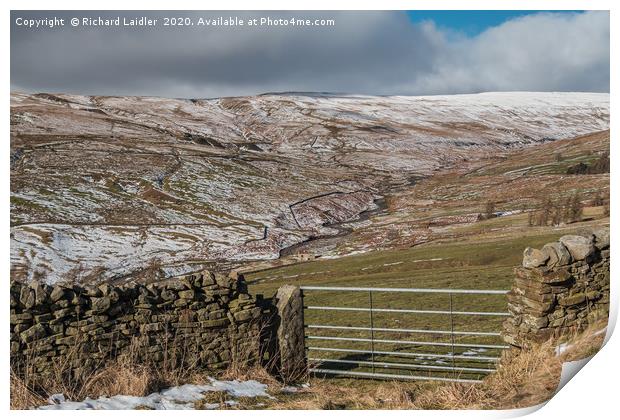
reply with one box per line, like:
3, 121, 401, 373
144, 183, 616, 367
502, 228, 610, 348
275, 284, 307, 381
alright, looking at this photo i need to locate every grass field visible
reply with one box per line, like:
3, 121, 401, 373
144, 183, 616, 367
245, 216, 607, 381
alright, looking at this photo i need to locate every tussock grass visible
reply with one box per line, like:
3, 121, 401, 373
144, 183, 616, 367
10, 321, 265, 410
266, 319, 607, 410
11, 353, 187, 410
414, 340, 561, 409
11, 315, 607, 410
10, 372, 47, 410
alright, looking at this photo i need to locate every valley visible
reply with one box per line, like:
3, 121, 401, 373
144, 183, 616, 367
10, 91, 609, 285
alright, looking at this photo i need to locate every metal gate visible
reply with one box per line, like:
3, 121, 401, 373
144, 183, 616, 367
300, 286, 510, 383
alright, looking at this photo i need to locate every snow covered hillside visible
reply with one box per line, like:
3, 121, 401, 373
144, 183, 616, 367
10, 91, 610, 283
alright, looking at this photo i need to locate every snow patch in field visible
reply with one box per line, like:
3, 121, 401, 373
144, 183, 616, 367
38, 378, 270, 410
383, 261, 404, 267
555, 327, 607, 356
411, 258, 444, 263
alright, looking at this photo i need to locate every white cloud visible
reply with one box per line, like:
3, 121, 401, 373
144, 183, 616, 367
10, 11, 609, 97
411, 11, 610, 94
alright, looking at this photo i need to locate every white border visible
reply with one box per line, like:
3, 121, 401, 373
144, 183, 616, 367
2, 1, 617, 419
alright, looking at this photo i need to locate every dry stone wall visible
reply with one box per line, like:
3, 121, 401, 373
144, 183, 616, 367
10, 271, 266, 379
502, 228, 610, 347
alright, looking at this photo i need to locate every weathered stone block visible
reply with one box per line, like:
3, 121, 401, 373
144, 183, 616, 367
540, 268, 572, 285
52, 308, 74, 319
11, 312, 33, 323
558, 293, 586, 307
178, 290, 196, 300
201, 319, 230, 328
523, 247, 549, 268
50, 285, 68, 302
160, 289, 177, 301
542, 241, 572, 268
14, 323, 32, 334
215, 273, 232, 289
91, 297, 111, 313
201, 271, 216, 286
275, 285, 306, 380
34, 313, 53, 323
83, 285, 103, 297
20, 324, 47, 343
19, 287, 35, 309
173, 299, 191, 307
559, 235, 595, 261
592, 228, 610, 250
522, 314, 549, 329
232, 308, 257, 322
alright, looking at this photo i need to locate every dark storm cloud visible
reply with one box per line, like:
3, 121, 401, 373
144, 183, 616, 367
10, 10, 609, 98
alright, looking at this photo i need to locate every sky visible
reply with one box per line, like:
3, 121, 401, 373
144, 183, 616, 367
405, 10, 581, 35
10, 10, 610, 98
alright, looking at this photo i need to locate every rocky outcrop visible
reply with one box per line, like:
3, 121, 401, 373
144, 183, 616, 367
502, 228, 610, 347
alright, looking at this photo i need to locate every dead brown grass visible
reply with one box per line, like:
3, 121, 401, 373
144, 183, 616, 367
11, 350, 235, 410
557, 318, 607, 362
265, 379, 420, 410
11, 318, 608, 410
414, 340, 561, 409
11, 354, 173, 409
266, 318, 608, 410
10, 372, 48, 410
10, 317, 268, 410
83, 357, 155, 398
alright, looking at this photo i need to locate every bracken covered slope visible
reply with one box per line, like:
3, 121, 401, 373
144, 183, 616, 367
10, 91, 609, 284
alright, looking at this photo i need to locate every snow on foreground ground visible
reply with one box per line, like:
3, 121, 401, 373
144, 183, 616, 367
38, 378, 273, 410
33, 328, 608, 410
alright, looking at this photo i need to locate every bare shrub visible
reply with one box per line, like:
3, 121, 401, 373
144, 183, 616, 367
567, 192, 583, 223
530, 192, 584, 227
592, 191, 604, 207
484, 201, 496, 219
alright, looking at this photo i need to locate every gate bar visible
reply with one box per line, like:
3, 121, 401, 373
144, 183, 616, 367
309, 368, 483, 383
305, 335, 510, 349
306, 305, 510, 317
305, 324, 502, 337
307, 346, 501, 361
300, 286, 508, 295
369, 290, 376, 373
308, 358, 496, 373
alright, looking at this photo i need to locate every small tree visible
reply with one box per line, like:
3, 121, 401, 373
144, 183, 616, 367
551, 201, 564, 226
589, 151, 610, 174
536, 198, 553, 226
484, 201, 496, 219
592, 191, 604, 207
568, 192, 583, 223
560, 196, 570, 224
